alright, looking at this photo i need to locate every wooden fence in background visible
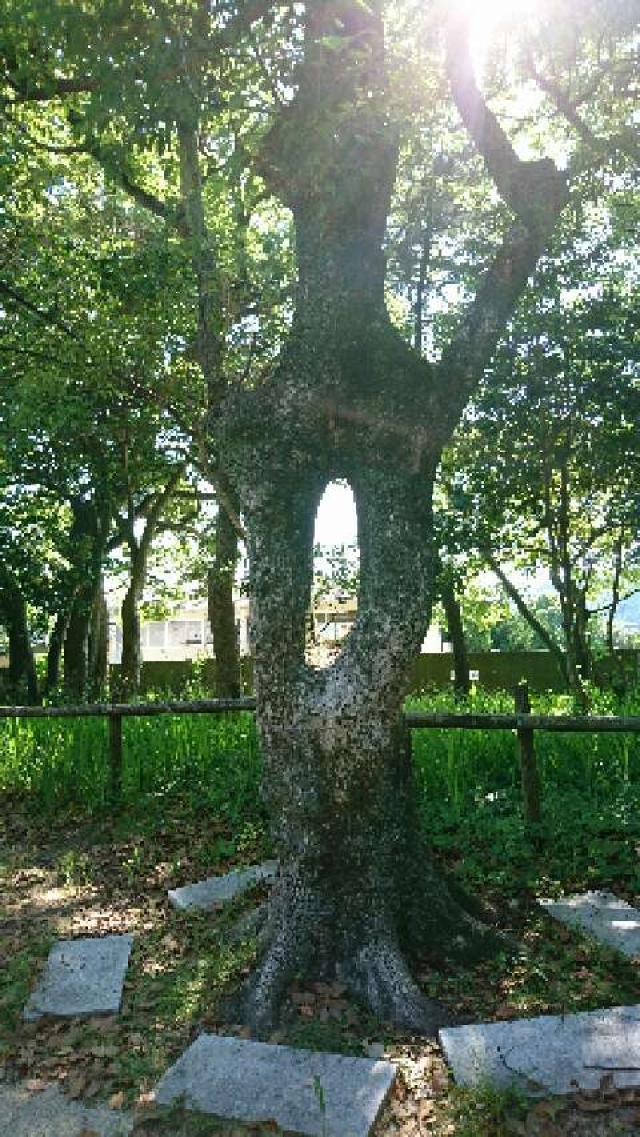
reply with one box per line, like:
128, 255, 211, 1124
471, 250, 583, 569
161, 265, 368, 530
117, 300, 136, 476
1, 685, 639, 824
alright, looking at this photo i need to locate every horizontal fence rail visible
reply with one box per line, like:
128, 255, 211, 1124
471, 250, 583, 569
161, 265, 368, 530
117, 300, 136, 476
403, 711, 640, 733
1, 688, 639, 822
1, 699, 639, 733
0, 698, 257, 719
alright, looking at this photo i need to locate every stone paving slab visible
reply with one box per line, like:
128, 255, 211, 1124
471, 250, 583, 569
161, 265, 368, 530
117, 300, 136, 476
153, 1033, 396, 1137
168, 860, 278, 911
23, 934, 134, 1021
0, 1082, 133, 1136
440, 1003, 640, 1094
539, 890, 640, 958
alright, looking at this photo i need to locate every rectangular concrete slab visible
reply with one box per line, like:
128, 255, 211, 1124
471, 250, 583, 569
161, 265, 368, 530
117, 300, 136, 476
153, 1033, 396, 1137
24, 934, 134, 1021
0, 1083, 133, 1137
539, 891, 640, 958
168, 860, 278, 911
440, 1004, 640, 1094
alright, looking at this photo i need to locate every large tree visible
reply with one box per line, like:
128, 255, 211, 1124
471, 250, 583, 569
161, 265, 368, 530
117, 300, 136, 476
214, 1, 637, 1033
1, 0, 636, 1032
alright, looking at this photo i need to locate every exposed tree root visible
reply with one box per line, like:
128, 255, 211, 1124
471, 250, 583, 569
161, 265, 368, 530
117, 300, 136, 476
224, 901, 269, 947
225, 872, 497, 1037
338, 936, 455, 1036
241, 890, 319, 1036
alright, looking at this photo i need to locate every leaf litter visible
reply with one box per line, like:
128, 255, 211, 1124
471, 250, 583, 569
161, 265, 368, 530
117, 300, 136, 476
1, 794, 640, 1136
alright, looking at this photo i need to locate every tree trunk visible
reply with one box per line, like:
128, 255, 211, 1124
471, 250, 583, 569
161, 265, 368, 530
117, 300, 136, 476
88, 576, 108, 696
63, 498, 106, 700
45, 609, 70, 695
440, 577, 470, 698
0, 571, 38, 704
208, 498, 241, 698
63, 596, 91, 698
212, 0, 565, 1034
215, 7, 499, 1033
120, 577, 143, 701
606, 531, 624, 656
217, 452, 499, 1036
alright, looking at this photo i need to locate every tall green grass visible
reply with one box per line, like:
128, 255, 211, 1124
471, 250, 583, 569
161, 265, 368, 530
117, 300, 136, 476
408, 687, 640, 816
1, 688, 638, 827
0, 710, 262, 823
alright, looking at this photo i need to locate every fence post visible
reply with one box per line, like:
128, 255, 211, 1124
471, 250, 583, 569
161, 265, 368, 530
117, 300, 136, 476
514, 682, 542, 826
108, 711, 123, 800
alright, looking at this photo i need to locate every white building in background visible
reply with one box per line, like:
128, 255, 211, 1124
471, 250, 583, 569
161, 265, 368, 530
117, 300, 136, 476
108, 593, 447, 665
311, 596, 447, 653
108, 596, 251, 665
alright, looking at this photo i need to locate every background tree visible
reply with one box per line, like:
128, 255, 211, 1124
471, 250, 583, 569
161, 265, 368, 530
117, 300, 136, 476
451, 211, 639, 699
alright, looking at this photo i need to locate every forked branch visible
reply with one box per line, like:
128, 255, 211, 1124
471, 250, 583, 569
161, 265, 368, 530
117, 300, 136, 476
436, 12, 570, 434
445, 12, 568, 232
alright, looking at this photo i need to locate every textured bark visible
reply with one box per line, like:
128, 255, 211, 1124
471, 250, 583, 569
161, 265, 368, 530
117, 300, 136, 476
208, 497, 241, 698
212, 2, 508, 1037
0, 570, 38, 704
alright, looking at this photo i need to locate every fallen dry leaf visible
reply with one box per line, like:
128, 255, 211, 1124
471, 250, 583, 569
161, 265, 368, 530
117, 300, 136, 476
24, 1078, 49, 1092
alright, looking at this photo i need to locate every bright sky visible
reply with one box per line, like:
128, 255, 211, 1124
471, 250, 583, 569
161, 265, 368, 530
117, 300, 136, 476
468, 0, 537, 62
314, 482, 358, 547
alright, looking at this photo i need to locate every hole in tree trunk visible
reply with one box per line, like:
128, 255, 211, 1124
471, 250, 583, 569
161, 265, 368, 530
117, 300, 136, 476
307, 480, 360, 669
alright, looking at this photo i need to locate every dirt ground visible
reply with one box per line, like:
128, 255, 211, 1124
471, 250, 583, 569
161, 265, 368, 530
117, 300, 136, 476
2, 795, 640, 1137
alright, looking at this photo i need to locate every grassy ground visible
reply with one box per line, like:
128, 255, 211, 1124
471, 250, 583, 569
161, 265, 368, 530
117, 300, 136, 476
2, 789, 640, 1134
1, 689, 640, 1134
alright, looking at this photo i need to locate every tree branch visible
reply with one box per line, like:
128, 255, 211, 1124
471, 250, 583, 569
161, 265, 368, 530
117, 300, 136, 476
3, 71, 97, 102
436, 220, 558, 433
64, 116, 176, 225
0, 108, 86, 154
138, 466, 185, 561
178, 122, 226, 407
445, 12, 569, 231
434, 13, 570, 436
0, 280, 83, 342
486, 552, 569, 681
525, 57, 640, 165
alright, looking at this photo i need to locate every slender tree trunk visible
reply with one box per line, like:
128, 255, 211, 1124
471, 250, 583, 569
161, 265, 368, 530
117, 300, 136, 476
62, 499, 106, 700
440, 577, 470, 698
88, 576, 108, 696
606, 533, 624, 656
120, 572, 143, 701
487, 554, 571, 687
560, 589, 590, 707
118, 472, 182, 700
45, 609, 70, 694
63, 596, 91, 698
208, 497, 241, 698
0, 571, 38, 704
